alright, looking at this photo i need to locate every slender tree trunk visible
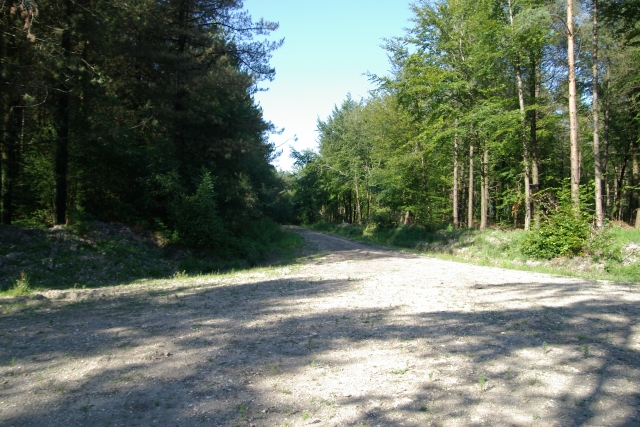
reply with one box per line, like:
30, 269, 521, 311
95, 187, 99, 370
0, 13, 8, 225
54, 0, 72, 225
453, 119, 459, 228
613, 165, 619, 220
354, 171, 362, 224
174, 0, 190, 167
480, 140, 489, 230
604, 58, 611, 215
1, 97, 15, 225
592, 0, 603, 228
632, 138, 639, 226
421, 154, 429, 222
366, 168, 371, 220
615, 162, 626, 221
468, 142, 474, 229
530, 56, 541, 229
508, 0, 531, 230
459, 153, 465, 224
568, 0, 581, 211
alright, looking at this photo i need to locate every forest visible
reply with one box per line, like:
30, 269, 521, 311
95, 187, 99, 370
1, 0, 292, 258
1, 0, 639, 263
289, 0, 640, 255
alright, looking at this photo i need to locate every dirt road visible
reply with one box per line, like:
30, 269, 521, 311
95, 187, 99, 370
1, 227, 639, 426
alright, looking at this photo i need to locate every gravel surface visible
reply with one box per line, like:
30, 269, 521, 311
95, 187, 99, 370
1, 226, 639, 426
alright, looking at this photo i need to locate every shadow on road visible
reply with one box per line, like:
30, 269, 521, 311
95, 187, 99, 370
1, 262, 638, 427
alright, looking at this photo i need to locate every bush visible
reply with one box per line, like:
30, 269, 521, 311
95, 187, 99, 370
241, 218, 285, 265
522, 185, 590, 259
368, 206, 396, 228
171, 173, 227, 249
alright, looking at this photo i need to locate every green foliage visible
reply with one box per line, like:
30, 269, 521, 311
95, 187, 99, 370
0, 0, 286, 255
241, 219, 285, 265
170, 174, 226, 250
1, 219, 305, 292
309, 222, 453, 249
289, 0, 640, 235
368, 207, 397, 228
68, 210, 96, 236
12, 271, 32, 295
585, 225, 614, 260
310, 222, 639, 283
522, 214, 590, 259
522, 186, 590, 259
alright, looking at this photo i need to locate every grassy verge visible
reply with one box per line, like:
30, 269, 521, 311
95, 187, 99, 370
0, 221, 306, 295
306, 222, 640, 283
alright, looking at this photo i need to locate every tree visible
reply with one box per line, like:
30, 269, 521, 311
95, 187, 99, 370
567, 0, 581, 211
0, 0, 285, 253
592, 0, 604, 227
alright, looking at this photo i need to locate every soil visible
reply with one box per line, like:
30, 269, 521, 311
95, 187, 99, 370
1, 226, 639, 426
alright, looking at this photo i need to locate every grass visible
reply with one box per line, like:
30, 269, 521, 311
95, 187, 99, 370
478, 373, 487, 391
305, 222, 640, 283
237, 403, 246, 419
0, 221, 306, 294
10, 271, 32, 295
391, 361, 410, 375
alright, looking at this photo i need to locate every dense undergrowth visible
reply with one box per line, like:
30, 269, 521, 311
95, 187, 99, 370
307, 222, 640, 283
0, 220, 304, 295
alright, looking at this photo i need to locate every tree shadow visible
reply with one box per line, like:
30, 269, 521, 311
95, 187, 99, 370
0, 269, 638, 426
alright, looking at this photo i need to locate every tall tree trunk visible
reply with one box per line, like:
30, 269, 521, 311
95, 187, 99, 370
530, 56, 541, 229
468, 142, 474, 229
453, 119, 459, 228
617, 162, 627, 221
613, 166, 619, 220
54, 0, 72, 225
354, 171, 362, 224
616, 161, 627, 221
421, 154, 429, 223
632, 138, 639, 226
404, 210, 411, 226
592, 0, 603, 227
568, 0, 581, 211
366, 168, 371, 220
0, 11, 8, 225
604, 58, 611, 215
174, 0, 190, 167
508, 0, 531, 230
1, 97, 16, 225
459, 153, 465, 225
480, 140, 489, 230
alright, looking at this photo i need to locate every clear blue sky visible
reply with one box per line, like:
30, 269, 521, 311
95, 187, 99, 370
242, 0, 414, 170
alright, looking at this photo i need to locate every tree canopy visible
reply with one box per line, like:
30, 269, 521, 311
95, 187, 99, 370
1, 0, 290, 253
290, 0, 640, 231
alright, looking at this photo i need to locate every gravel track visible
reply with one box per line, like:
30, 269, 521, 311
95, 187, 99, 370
1, 226, 639, 427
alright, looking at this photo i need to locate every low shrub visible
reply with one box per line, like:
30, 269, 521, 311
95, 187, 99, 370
522, 183, 593, 259
522, 208, 590, 259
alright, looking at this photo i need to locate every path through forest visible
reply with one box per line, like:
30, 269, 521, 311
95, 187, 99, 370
1, 226, 639, 426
